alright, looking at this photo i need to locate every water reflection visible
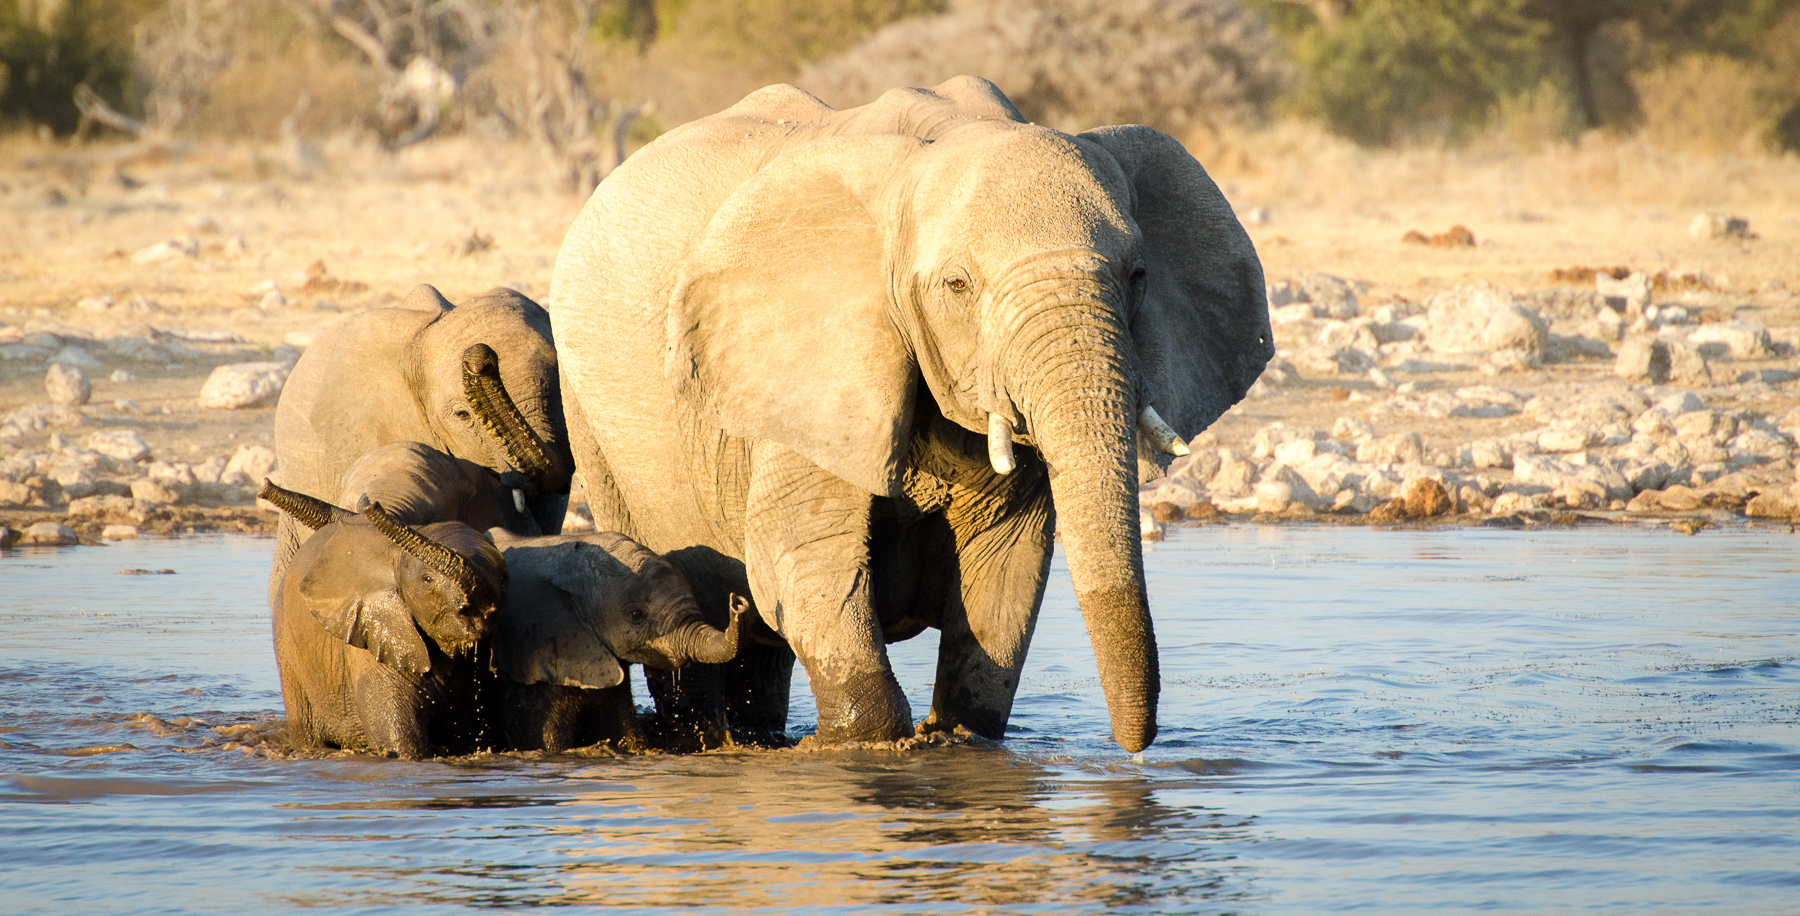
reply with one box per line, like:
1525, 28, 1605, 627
498, 746, 1254, 911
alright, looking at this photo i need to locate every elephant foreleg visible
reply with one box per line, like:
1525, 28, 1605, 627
745, 441, 912, 744
353, 667, 430, 758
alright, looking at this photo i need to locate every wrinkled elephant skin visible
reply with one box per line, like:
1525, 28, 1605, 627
549, 77, 1272, 751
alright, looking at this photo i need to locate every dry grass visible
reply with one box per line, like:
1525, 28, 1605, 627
1192, 120, 1800, 296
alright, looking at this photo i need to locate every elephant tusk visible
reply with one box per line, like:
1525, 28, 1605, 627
511, 488, 527, 514
987, 413, 1016, 475
1138, 404, 1190, 457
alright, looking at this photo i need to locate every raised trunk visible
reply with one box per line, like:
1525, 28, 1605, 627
650, 612, 743, 667
1006, 295, 1159, 752
460, 344, 572, 501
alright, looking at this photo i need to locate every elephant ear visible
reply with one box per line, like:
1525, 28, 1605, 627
1077, 126, 1274, 444
667, 135, 924, 497
490, 541, 624, 690
397, 283, 454, 313
300, 581, 432, 676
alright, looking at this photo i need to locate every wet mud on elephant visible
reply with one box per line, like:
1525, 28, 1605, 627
548, 76, 1271, 752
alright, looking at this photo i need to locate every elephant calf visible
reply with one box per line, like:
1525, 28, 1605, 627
486, 530, 749, 753
263, 452, 747, 754
271, 500, 506, 758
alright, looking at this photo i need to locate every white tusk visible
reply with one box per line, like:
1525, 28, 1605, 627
987, 412, 1016, 475
511, 488, 527, 513
1138, 404, 1190, 457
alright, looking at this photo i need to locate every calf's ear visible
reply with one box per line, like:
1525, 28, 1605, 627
305, 588, 432, 676
491, 542, 625, 690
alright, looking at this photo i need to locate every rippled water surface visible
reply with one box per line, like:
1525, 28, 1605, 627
3, 526, 1797, 914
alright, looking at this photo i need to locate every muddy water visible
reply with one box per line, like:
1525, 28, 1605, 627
2, 526, 1796, 914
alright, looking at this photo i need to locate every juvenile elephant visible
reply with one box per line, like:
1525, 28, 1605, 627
549, 77, 1272, 751
270, 498, 506, 758
488, 531, 750, 752
262, 448, 747, 754
270, 284, 574, 604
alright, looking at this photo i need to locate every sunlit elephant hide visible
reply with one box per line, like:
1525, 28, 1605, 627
549, 76, 1272, 751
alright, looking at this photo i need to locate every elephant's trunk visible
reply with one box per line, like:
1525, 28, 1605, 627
1001, 286, 1159, 752
648, 611, 743, 667
461, 344, 571, 500
258, 479, 353, 530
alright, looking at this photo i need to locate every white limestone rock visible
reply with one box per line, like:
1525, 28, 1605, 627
196, 362, 291, 410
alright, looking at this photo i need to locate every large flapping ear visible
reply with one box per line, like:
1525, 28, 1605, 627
295, 531, 432, 675
667, 135, 924, 497
490, 541, 624, 690
1077, 126, 1274, 445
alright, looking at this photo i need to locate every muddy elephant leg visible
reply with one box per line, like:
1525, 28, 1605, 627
746, 441, 912, 744
353, 666, 429, 758
923, 480, 1055, 740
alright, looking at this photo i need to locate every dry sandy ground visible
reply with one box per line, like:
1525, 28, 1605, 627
2, 130, 1798, 542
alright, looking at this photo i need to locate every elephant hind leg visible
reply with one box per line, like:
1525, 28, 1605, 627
924, 484, 1055, 741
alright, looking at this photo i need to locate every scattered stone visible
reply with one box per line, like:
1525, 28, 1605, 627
76, 296, 115, 313
1357, 432, 1424, 465
130, 235, 200, 264
1595, 271, 1653, 320
223, 444, 277, 484
130, 478, 182, 506
196, 362, 291, 409
1424, 284, 1548, 359
1367, 498, 1409, 522
1687, 212, 1752, 240
20, 522, 78, 546
110, 369, 136, 382
260, 289, 287, 309
1614, 336, 1711, 386
87, 429, 151, 463
102, 524, 140, 540
45, 364, 91, 406
1139, 508, 1164, 541
1745, 490, 1800, 520
1687, 321, 1772, 360
1403, 477, 1454, 517
1669, 518, 1712, 536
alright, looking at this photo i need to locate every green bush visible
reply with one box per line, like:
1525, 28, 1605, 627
0, 0, 140, 135
1279, 0, 1543, 145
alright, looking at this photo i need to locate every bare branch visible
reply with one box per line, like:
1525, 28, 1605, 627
332, 14, 397, 76
74, 84, 148, 136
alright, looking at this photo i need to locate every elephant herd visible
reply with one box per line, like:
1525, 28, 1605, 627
265, 76, 1271, 758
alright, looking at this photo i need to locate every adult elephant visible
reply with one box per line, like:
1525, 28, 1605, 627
271, 285, 574, 601
549, 77, 1271, 752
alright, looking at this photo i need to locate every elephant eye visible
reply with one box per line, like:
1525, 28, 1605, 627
945, 276, 969, 294
629, 607, 648, 624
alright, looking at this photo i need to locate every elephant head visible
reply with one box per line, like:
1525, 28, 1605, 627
399, 285, 575, 533
336, 441, 538, 535
489, 531, 748, 691
281, 497, 508, 673
663, 79, 1271, 751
